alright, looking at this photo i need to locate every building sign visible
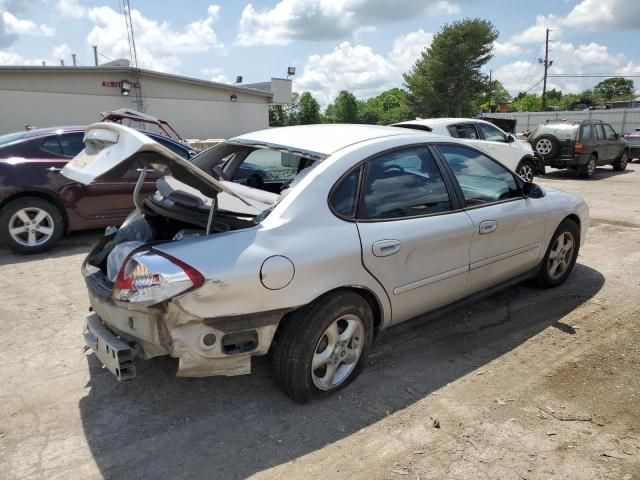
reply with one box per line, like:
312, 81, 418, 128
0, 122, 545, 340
101, 80, 140, 88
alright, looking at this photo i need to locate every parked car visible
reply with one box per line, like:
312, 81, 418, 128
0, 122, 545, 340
64, 122, 589, 402
391, 118, 544, 182
528, 119, 631, 178
623, 128, 640, 161
0, 126, 196, 254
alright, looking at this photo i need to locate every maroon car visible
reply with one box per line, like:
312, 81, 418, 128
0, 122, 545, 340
0, 126, 194, 254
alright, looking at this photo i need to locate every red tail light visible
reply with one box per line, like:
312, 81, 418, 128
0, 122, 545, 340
113, 249, 204, 305
574, 141, 583, 154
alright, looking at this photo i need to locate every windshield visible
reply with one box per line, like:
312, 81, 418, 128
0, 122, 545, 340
0, 131, 27, 146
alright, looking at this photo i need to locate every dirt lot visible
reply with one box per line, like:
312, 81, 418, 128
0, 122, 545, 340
1, 163, 639, 480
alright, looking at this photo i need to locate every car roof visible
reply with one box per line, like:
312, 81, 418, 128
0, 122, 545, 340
15, 125, 183, 145
229, 124, 422, 158
392, 117, 501, 129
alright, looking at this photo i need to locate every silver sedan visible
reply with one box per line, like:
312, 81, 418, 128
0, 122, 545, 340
63, 122, 589, 402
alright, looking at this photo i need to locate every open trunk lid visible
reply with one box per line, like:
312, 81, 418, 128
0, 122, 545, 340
62, 122, 255, 207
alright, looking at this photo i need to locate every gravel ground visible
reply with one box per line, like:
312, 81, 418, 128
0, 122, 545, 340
1, 162, 639, 480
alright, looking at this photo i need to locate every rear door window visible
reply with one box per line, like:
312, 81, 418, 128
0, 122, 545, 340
580, 124, 592, 141
447, 124, 479, 139
360, 147, 451, 220
595, 124, 606, 141
59, 133, 85, 157
40, 136, 63, 156
330, 167, 362, 219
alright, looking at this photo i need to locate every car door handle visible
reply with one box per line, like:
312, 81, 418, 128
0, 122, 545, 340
372, 239, 401, 257
479, 220, 498, 234
47, 166, 62, 172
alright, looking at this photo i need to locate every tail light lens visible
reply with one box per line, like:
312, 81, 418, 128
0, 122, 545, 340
575, 141, 583, 154
113, 249, 204, 306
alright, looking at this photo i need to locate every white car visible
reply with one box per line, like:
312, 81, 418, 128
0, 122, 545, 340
392, 118, 544, 182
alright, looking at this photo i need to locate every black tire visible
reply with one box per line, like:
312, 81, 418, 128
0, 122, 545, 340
532, 134, 560, 160
273, 291, 374, 402
578, 154, 597, 178
516, 159, 535, 182
535, 218, 580, 289
612, 151, 629, 172
0, 197, 64, 254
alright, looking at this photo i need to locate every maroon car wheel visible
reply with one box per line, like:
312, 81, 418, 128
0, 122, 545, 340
0, 197, 64, 254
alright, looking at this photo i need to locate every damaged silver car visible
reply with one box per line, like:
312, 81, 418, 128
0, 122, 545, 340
64, 122, 589, 402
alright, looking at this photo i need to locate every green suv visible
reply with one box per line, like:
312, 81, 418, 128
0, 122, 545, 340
528, 120, 631, 178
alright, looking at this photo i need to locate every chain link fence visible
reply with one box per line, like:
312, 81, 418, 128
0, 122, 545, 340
495, 108, 640, 134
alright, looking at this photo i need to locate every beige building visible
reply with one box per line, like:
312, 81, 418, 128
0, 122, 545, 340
0, 66, 292, 139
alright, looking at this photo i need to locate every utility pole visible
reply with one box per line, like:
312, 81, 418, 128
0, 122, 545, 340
93, 45, 98, 66
540, 28, 553, 111
488, 70, 492, 113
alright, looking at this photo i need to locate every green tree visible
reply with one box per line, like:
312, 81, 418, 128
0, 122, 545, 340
297, 91, 322, 124
511, 93, 541, 112
268, 105, 287, 126
332, 90, 359, 123
593, 77, 635, 101
481, 79, 511, 112
404, 18, 498, 117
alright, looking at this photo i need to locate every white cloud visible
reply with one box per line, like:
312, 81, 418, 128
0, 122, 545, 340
564, 0, 640, 30
510, 15, 561, 44
201, 67, 229, 84
0, 43, 74, 66
493, 41, 523, 56
86, 4, 225, 72
56, 0, 85, 19
1, 11, 54, 36
236, 0, 460, 46
389, 29, 433, 73
295, 29, 433, 106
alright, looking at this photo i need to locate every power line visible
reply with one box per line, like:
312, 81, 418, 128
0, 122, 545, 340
521, 77, 545, 95
549, 74, 640, 78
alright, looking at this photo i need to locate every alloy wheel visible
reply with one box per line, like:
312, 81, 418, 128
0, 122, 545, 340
547, 231, 575, 280
518, 163, 534, 182
312, 314, 364, 391
587, 158, 596, 176
8, 207, 55, 247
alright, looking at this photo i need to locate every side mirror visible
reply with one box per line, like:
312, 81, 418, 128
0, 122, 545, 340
506, 134, 515, 143
614, 133, 619, 139
522, 181, 544, 199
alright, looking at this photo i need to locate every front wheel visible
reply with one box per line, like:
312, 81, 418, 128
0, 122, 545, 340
516, 159, 535, 182
613, 151, 629, 171
273, 291, 374, 402
0, 197, 64, 254
536, 218, 580, 288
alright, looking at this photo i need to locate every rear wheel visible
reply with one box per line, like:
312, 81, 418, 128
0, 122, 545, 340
516, 159, 535, 182
0, 197, 64, 254
536, 219, 580, 288
613, 151, 629, 171
273, 291, 374, 402
578, 155, 597, 178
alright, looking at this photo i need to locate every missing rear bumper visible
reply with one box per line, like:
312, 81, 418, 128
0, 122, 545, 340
84, 313, 137, 381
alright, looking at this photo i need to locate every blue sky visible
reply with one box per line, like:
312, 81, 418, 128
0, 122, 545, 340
1, 0, 639, 105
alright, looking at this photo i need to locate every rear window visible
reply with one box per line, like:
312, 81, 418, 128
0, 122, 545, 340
534, 123, 579, 140
0, 131, 27, 146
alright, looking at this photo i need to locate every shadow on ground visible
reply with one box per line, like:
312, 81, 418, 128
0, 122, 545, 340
0, 229, 101, 266
543, 166, 634, 181
79, 263, 604, 480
